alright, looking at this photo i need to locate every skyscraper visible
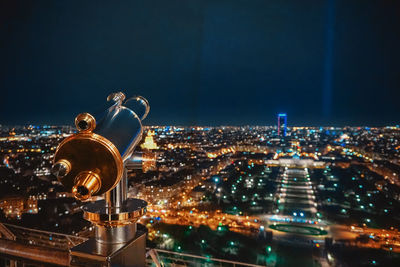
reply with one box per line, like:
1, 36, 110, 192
277, 113, 287, 137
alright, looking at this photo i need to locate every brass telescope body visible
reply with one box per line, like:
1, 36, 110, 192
51, 92, 154, 266
54, 132, 123, 199
52, 92, 149, 200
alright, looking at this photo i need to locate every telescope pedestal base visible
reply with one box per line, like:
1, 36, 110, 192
70, 228, 147, 267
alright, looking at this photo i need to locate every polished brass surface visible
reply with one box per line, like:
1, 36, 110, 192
53, 132, 123, 196
75, 112, 96, 132
72, 171, 102, 200
83, 199, 147, 227
51, 159, 71, 178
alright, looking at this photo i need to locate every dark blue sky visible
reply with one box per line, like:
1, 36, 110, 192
1, 0, 399, 126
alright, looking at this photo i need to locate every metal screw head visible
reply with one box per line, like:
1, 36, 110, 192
51, 160, 71, 178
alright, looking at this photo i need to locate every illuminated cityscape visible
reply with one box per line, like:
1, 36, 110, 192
1, 1, 400, 266
1, 124, 400, 266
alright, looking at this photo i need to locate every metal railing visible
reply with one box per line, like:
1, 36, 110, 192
0, 223, 267, 267
147, 249, 267, 267
0, 222, 88, 250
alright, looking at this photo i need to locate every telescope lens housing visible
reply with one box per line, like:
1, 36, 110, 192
52, 92, 149, 200
75, 113, 96, 132
72, 171, 102, 200
53, 133, 123, 199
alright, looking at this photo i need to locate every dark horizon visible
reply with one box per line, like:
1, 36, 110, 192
1, 0, 400, 126
1, 122, 399, 128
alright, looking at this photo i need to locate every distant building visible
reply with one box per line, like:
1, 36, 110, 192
0, 196, 37, 219
277, 113, 287, 137
141, 130, 159, 150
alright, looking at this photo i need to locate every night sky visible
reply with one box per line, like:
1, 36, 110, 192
1, 0, 399, 126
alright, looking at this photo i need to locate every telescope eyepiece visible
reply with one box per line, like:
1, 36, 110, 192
75, 113, 96, 132
76, 186, 89, 196
78, 120, 88, 130
72, 171, 102, 200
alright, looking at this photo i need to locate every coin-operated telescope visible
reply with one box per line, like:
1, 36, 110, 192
52, 92, 155, 267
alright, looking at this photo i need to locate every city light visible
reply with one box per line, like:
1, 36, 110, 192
1, 124, 400, 266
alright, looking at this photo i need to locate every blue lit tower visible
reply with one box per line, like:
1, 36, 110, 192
277, 113, 287, 137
